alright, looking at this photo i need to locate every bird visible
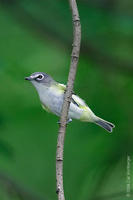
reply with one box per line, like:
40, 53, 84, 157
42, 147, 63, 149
25, 72, 115, 132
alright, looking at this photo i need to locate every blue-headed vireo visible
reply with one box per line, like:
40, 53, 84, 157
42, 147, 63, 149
25, 72, 115, 132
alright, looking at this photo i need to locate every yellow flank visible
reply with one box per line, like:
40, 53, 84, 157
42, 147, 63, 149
79, 105, 89, 110
41, 104, 51, 113
57, 83, 66, 91
50, 83, 66, 94
80, 107, 93, 122
49, 83, 94, 122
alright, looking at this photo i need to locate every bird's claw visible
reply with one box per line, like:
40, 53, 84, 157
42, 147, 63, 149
57, 119, 72, 124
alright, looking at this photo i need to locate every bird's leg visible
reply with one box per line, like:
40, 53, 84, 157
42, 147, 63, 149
67, 118, 72, 124
57, 118, 72, 124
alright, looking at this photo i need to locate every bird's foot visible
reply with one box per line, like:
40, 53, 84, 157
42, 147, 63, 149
67, 118, 72, 124
57, 118, 72, 124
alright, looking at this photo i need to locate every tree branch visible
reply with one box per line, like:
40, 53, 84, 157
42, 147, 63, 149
56, 1, 81, 200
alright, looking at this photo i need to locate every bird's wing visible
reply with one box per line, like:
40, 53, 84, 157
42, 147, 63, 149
72, 94, 87, 108
57, 83, 66, 91
41, 104, 51, 113
58, 83, 87, 108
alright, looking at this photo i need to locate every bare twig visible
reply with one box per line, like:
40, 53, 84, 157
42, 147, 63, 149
56, 1, 81, 200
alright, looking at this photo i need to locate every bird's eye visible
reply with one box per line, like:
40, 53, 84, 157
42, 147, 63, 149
36, 75, 43, 80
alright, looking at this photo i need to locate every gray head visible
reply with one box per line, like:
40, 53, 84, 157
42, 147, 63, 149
25, 72, 55, 84
25, 72, 56, 93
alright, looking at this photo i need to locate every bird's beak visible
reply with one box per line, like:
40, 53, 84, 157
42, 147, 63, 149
25, 76, 33, 81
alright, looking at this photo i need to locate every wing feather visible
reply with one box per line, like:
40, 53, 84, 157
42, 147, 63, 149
57, 83, 87, 109
72, 94, 87, 108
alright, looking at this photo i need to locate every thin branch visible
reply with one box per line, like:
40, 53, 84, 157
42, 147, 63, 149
56, 1, 81, 200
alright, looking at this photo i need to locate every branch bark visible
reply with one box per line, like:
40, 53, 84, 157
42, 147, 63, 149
56, 1, 81, 200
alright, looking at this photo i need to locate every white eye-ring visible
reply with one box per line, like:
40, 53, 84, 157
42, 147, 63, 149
36, 74, 44, 81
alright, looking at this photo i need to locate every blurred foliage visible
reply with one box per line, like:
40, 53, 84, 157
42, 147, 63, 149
0, 0, 133, 200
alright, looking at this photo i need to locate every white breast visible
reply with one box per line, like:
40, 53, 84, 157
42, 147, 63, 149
32, 82, 84, 119
38, 85, 64, 116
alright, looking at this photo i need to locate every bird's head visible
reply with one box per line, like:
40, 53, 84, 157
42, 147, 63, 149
25, 72, 55, 90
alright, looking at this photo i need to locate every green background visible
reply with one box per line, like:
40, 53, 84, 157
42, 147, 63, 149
0, 0, 133, 200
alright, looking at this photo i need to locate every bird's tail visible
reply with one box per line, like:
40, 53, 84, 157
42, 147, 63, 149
94, 117, 115, 133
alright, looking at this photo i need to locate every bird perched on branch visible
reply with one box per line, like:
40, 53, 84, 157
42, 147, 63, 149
25, 72, 115, 132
